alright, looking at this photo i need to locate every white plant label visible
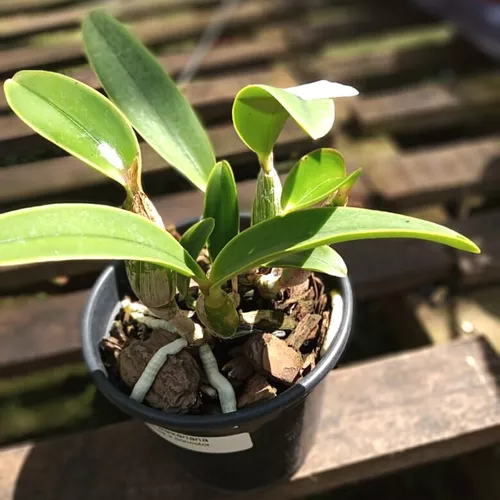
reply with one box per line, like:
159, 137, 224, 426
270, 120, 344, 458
146, 423, 253, 454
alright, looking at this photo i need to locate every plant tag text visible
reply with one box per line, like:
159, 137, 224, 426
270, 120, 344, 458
146, 423, 253, 453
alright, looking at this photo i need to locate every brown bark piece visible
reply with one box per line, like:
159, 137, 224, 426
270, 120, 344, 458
288, 279, 311, 299
119, 329, 201, 413
222, 356, 254, 382
238, 373, 277, 408
286, 313, 322, 350
244, 333, 303, 385
316, 310, 332, 355
302, 352, 316, 374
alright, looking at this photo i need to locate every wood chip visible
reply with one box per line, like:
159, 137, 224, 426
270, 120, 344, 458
238, 373, 277, 408
244, 333, 303, 385
316, 310, 332, 354
301, 352, 316, 374
286, 313, 322, 350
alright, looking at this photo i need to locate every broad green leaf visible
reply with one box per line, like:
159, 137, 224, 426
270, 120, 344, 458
281, 148, 346, 212
4, 70, 139, 187
178, 218, 215, 298
210, 207, 480, 287
266, 245, 347, 277
232, 83, 335, 159
82, 10, 215, 191
203, 161, 239, 260
0, 204, 207, 284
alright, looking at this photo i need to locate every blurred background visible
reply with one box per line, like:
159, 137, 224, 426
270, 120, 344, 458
0, 0, 499, 498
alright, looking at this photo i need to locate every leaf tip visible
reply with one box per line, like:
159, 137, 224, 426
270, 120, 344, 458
467, 240, 481, 254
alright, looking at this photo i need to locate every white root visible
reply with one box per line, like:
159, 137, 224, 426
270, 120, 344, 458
199, 344, 237, 413
122, 299, 204, 344
320, 291, 344, 358
130, 338, 188, 402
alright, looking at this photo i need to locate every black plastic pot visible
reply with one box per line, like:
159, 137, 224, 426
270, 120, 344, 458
81, 216, 354, 492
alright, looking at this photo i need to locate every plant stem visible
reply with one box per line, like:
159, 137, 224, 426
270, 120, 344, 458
130, 338, 188, 402
199, 344, 237, 413
252, 156, 282, 225
196, 288, 239, 339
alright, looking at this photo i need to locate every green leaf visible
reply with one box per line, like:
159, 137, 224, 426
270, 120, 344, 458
281, 148, 347, 212
178, 218, 215, 298
266, 245, 347, 277
0, 204, 207, 283
210, 207, 480, 287
82, 10, 215, 191
232, 83, 335, 159
203, 160, 239, 260
4, 70, 139, 188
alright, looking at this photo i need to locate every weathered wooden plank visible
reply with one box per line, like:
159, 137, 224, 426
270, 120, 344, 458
337, 237, 452, 301
351, 72, 500, 134
0, 1, 287, 78
406, 287, 500, 354
0, 0, 92, 16
0, 0, 218, 40
0, 291, 87, 376
287, 4, 433, 49
0, 337, 498, 499
362, 135, 500, 209
0, 30, 288, 114
0, 67, 294, 155
304, 28, 486, 90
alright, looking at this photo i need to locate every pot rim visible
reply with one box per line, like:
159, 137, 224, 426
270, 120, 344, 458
81, 217, 354, 431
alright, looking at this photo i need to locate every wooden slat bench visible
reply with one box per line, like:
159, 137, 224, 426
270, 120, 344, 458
300, 26, 490, 91
351, 72, 500, 134
360, 135, 500, 210
0, 337, 499, 499
1, 0, 500, 497
0, 1, 291, 78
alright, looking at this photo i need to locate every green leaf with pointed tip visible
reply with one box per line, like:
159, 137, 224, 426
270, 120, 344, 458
281, 148, 346, 212
203, 160, 239, 260
4, 70, 139, 188
267, 245, 347, 277
210, 207, 480, 287
232, 84, 334, 159
0, 204, 208, 284
178, 218, 215, 298
82, 10, 215, 191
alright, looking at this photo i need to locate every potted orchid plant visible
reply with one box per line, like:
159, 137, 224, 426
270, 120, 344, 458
0, 11, 480, 491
